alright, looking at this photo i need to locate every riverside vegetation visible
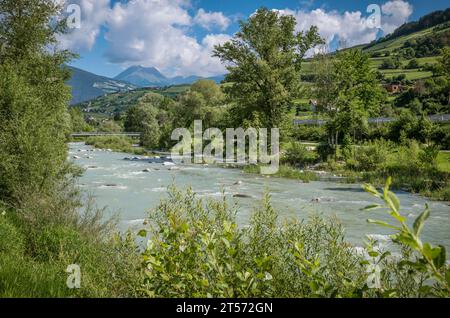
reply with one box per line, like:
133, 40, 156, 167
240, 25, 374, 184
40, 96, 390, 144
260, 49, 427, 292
0, 2, 449, 298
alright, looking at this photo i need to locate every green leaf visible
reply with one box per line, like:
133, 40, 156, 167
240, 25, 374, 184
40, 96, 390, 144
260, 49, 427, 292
360, 204, 382, 212
363, 184, 380, 197
413, 205, 430, 236
367, 219, 400, 230
432, 245, 446, 269
446, 269, 450, 286
386, 191, 400, 213
137, 229, 147, 237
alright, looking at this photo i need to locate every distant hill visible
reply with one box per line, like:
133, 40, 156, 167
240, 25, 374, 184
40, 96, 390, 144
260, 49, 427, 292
67, 66, 137, 105
73, 85, 191, 116
366, 8, 450, 49
114, 65, 225, 87
114, 66, 168, 87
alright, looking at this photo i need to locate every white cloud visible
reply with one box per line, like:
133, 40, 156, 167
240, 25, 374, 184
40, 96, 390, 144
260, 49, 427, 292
194, 9, 230, 31
104, 0, 228, 77
277, 0, 413, 51
381, 0, 414, 34
57, 0, 413, 76
57, 0, 110, 51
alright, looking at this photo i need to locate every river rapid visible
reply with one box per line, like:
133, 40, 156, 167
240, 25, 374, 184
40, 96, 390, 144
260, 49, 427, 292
69, 142, 450, 251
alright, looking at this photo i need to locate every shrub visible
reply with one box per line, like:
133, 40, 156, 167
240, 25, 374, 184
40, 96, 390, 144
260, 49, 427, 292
139, 186, 367, 298
282, 143, 318, 167
348, 139, 393, 171
292, 125, 326, 142
139, 184, 450, 298
317, 142, 335, 161
85, 135, 144, 154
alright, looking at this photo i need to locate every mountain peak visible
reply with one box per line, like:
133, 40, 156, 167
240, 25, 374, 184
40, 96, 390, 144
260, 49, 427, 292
113, 64, 225, 87
114, 65, 167, 87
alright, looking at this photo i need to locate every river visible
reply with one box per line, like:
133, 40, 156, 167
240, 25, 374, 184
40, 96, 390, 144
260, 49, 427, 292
69, 142, 450, 251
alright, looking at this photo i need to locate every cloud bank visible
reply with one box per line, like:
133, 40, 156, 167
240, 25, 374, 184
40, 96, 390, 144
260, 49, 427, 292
58, 0, 413, 77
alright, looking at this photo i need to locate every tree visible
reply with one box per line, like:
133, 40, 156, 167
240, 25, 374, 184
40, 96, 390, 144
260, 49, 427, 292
380, 56, 401, 69
213, 7, 323, 135
124, 93, 164, 149
0, 0, 73, 204
171, 79, 227, 131
313, 49, 385, 158
406, 59, 420, 69
190, 79, 224, 105
435, 47, 450, 77
69, 108, 92, 132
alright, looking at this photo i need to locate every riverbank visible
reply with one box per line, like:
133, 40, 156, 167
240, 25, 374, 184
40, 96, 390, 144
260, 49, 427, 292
82, 135, 151, 156
76, 136, 449, 202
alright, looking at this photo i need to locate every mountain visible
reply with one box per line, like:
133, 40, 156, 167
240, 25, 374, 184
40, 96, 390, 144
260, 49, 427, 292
114, 66, 168, 87
67, 66, 137, 105
114, 65, 225, 87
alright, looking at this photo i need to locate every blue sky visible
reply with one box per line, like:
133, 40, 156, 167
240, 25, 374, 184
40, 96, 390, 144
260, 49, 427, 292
62, 0, 449, 78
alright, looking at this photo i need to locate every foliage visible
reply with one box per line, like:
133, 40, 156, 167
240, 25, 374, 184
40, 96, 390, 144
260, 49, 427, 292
85, 135, 145, 155
140, 187, 366, 298
69, 108, 93, 133
401, 30, 450, 58
173, 80, 226, 130
0, 0, 73, 205
292, 125, 326, 142
313, 49, 385, 157
243, 164, 318, 182
282, 142, 318, 167
213, 7, 323, 135
380, 57, 402, 70
346, 139, 393, 172
405, 59, 420, 69
362, 178, 450, 297
139, 184, 450, 298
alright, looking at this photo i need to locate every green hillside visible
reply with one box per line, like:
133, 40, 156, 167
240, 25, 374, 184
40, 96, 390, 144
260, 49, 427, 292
73, 85, 190, 116
302, 21, 449, 83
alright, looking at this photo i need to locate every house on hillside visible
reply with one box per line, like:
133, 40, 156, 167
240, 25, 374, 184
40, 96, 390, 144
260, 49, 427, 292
384, 83, 404, 94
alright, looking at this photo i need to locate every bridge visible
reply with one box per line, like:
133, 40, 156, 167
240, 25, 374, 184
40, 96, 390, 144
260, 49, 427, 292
294, 114, 450, 126
71, 132, 141, 137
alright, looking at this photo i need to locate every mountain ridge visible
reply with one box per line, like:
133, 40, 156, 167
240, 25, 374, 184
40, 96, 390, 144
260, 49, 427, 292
67, 66, 137, 105
114, 65, 225, 87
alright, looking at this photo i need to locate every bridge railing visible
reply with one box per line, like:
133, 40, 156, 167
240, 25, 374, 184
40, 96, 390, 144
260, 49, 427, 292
71, 132, 141, 137
294, 114, 450, 126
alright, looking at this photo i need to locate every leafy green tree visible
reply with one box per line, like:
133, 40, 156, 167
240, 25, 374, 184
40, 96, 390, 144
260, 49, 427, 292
313, 49, 385, 158
98, 120, 122, 133
190, 79, 224, 105
69, 108, 92, 132
124, 93, 163, 149
380, 57, 401, 69
438, 47, 450, 76
173, 79, 226, 130
405, 59, 420, 69
213, 7, 323, 135
0, 0, 73, 204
